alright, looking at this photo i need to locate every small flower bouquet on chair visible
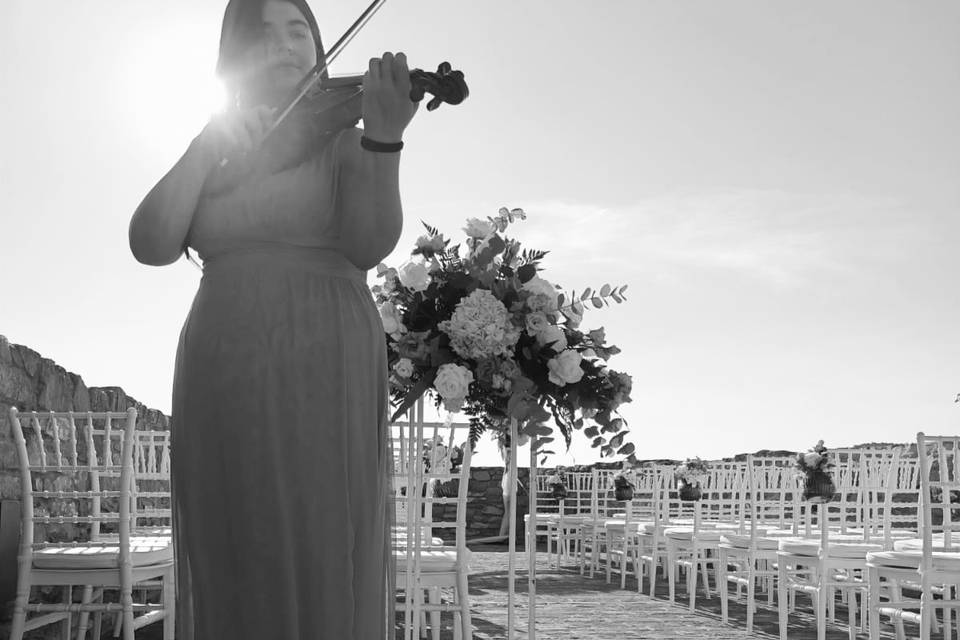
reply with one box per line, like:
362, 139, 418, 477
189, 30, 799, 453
546, 468, 568, 501
795, 440, 836, 503
612, 466, 636, 501
674, 457, 709, 501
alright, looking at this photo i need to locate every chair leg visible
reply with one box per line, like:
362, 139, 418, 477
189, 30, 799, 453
847, 589, 857, 640
164, 567, 176, 640
667, 545, 677, 603
620, 535, 629, 590
428, 588, 441, 640
746, 562, 756, 634
688, 559, 697, 612
457, 569, 472, 640
816, 576, 827, 640
778, 560, 789, 640
719, 549, 729, 624
76, 585, 94, 640
867, 568, 880, 640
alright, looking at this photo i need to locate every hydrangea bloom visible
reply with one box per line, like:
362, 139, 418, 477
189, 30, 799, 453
439, 289, 521, 360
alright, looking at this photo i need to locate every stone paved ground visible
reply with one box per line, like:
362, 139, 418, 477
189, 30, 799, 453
396, 541, 907, 640
6, 542, 913, 639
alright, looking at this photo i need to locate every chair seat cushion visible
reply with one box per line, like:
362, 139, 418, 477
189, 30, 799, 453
721, 533, 781, 550
604, 520, 651, 534
893, 535, 958, 552
778, 538, 881, 559
33, 536, 173, 570
664, 527, 725, 542
393, 548, 471, 572
392, 536, 446, 547
866, 550, 960, 572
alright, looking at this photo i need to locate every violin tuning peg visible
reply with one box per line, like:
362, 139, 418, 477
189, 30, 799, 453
409, 84, 426, 103
426, 96, 443, 111
436, 61, 452, 76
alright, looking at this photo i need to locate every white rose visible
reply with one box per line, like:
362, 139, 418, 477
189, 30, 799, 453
397, 261, 432, 292
524, 311, 550, 335
378, 302, 405, 337
536, 325, 568, 351
522, 276, 559, 312
434, 363, 474, 407
803, 452, 822, 468
547, 349, 585, 386
463, 217, 496, 239
393, 358, 414, 378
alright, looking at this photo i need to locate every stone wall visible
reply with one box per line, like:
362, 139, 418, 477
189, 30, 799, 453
0, 335, 171, 503
0, 335, 172, 633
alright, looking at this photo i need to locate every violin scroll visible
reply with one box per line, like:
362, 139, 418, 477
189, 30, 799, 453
409, 62, 469, 111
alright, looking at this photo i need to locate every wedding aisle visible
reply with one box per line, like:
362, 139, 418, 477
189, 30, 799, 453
395, 542, 898, 640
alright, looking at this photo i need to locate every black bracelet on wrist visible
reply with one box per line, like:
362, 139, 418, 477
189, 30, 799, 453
360, 136, 404, 153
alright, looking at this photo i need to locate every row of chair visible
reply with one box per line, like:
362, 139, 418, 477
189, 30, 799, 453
7, 405, 475, 640
527, 438, 960, 640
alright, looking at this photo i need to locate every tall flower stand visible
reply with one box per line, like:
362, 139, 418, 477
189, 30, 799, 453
506, 418, 539, 640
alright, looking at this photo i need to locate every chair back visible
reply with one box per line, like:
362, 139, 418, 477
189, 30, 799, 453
130, 430, 172, 534
916, 434, 960, 554
9, 408, 138, 560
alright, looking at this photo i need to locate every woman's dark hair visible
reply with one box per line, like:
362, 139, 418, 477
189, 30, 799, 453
215, 0, 326, 96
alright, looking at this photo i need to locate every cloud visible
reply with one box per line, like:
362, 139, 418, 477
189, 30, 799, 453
493, 189, 924, 289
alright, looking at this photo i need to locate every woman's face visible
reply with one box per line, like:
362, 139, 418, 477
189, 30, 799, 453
244, 0, 318, 103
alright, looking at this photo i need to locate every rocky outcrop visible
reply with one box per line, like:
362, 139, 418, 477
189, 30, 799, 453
0, 335, 170, 502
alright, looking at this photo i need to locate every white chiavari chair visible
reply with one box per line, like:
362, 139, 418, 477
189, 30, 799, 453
547, 470, 593, 568
632, 463, 680, 595
665, 460, 749, 611
776, 446, 905, 640
8, 408, 174, 640
392, 406, 473, 640
601, 465, 653, 590
577, 467, 618, 578
866, 435, 960, 640
719, 456, 800, 632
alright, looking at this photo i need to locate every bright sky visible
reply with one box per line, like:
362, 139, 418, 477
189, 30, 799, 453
2, 1, 958, 468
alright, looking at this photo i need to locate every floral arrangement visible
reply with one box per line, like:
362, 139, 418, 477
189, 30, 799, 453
421, 435, 464, 473
545, 467, 567, 489
795, 440, 833, 476
795, 440, 836, 502
674, 457, 710, 485
372, 207, 636, 462
613, 466, 637, 490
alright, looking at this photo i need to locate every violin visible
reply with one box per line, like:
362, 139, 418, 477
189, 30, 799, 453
201, 62, 468, 196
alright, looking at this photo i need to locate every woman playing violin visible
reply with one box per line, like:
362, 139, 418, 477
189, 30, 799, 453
128, 0, 415, 637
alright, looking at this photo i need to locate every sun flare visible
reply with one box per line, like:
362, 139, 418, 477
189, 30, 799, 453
123, 30, 227, 154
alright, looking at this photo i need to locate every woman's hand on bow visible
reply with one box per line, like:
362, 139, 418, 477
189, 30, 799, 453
361, 52, 419, 142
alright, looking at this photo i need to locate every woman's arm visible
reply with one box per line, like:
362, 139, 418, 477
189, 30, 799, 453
335, 127, 404, 271
128, 105, 275, 266
128, 137, 219, 266
335, 52, 418, 271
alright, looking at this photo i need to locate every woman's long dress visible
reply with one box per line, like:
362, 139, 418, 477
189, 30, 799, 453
170, 130, 392, 639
